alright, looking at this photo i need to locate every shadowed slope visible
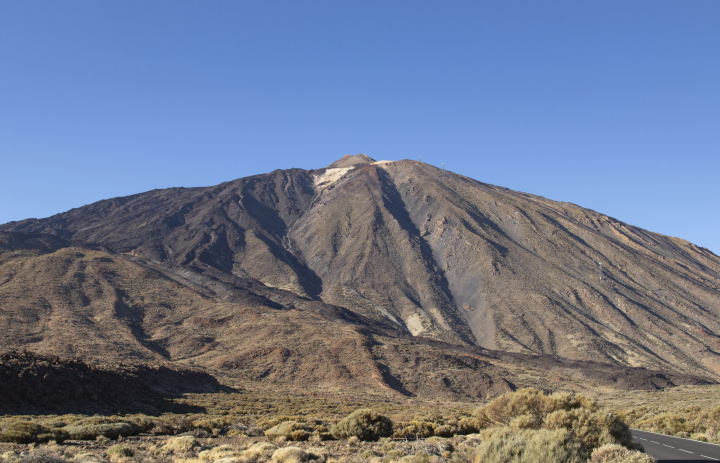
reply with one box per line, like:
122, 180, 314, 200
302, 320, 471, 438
377, 161, 720, 376
4, 169, 321, 298
290, 164, 475, 345
2, 156, 720, 383
0, 351, 218, 414
1, 241, 708, 401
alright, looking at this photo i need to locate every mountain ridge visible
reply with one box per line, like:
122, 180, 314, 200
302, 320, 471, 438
2, 155, 720, 398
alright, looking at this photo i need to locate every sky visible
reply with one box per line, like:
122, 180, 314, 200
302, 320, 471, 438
1, 1, 718, 253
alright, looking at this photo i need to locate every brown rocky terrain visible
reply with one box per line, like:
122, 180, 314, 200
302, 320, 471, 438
1, 155, 719, 400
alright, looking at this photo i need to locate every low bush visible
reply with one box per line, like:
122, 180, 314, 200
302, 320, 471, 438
246, 426, 265, 437
107, 445, 132, 457
150, 415, 194, 435
331, 409, 393, 441
0, 421, 68, 444
360, 450, 379, 459
126, 416, 155, 433
258, 416, 297, 430
393, 420, 435, 439
71, 452, 101, 463
589, 443, 656, 463
192, 417, 231, 434
433, 425, 453, 438
197, 445, 241, 461
474, 427, 587, 463
252, 443, 278, 452
271, 447, 309, 463
208, 442, 277, 463
265, 421, 311, 441
16, 448, 68, 463
157, 436, 199, 455
62, 422, 136, 440
106, 444, 133, 462
474, 388, 638, 453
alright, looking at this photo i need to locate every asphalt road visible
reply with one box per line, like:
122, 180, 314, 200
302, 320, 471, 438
632, 429, 720, 462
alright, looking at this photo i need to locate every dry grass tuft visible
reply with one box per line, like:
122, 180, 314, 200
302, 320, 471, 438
158, 435, 200, 455
271, 447, 308, 463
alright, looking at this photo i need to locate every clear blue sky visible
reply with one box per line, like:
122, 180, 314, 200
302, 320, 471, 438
1, 1, 718, 253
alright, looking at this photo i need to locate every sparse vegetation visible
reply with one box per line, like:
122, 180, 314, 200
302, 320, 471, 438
106, 444, 133, 461
1, 158, 718, 463
2, 385, 707, 462
63, 422, 136, 441
600, 384, 720, 444
0, 421, 67, 444
265, 421, 311, 442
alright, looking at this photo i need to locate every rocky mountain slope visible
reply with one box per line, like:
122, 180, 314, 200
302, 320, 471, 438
2, 155, 720, 397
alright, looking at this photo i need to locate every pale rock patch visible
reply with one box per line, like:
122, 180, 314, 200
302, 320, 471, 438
314, 167, 353, 191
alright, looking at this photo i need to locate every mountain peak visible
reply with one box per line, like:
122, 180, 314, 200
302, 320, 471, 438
327, 154, 376, 169
3, 156, 720, 392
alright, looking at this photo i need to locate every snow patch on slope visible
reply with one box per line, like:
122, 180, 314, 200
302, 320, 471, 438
314, 167, 352, 190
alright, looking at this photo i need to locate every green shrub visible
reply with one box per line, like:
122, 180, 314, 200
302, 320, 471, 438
258, 416, 296, 430
40, 420, 67, 429
192, 417, 231, 433
393, 420, 435, 439
126, 416, 155, 433
475, 388, 596, 429
589, 443, 656, 463
0, 421, 68, 444
62, 422, 136, 440
290, 430, 310, 441
474, 427, 587, 463
265, 421, 312, 441
474, 388, 637, 453
331, 409, 393, 441
544, 407, 635, 451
